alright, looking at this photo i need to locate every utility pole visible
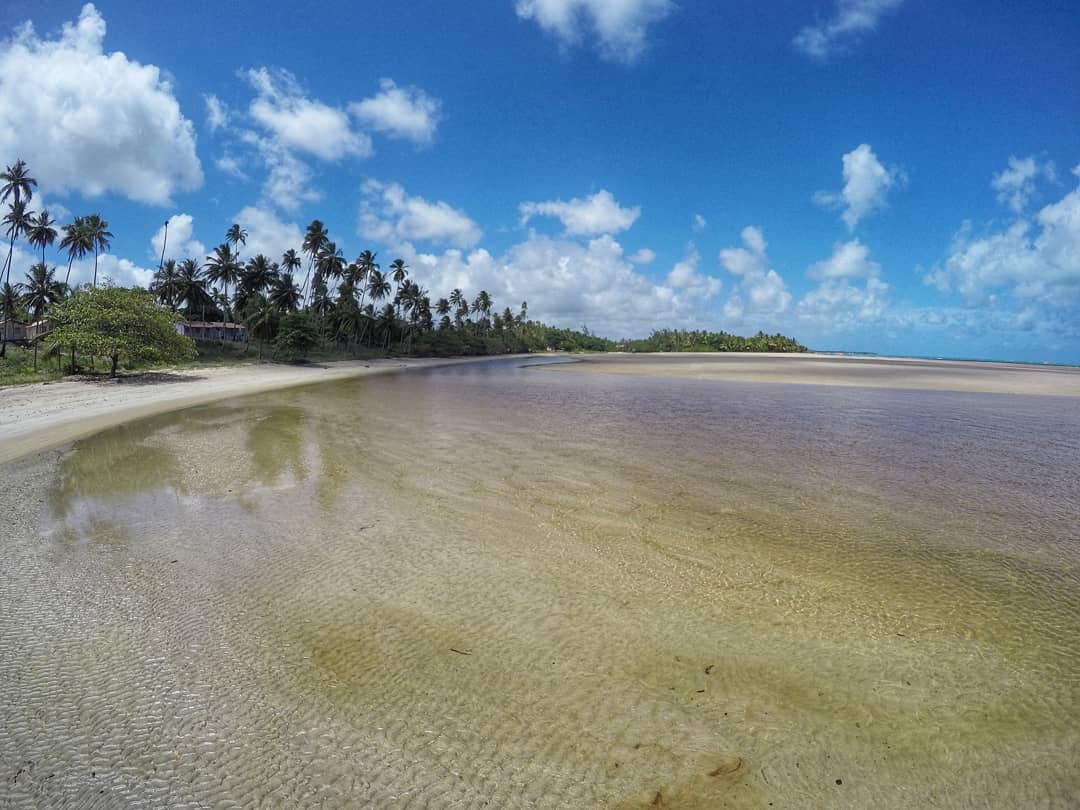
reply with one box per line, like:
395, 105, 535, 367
158, 219, 169, 271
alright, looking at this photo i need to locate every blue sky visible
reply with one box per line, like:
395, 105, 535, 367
2, 1, 1078, 362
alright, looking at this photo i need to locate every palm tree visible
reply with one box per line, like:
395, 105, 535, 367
22, 263, 66, 370
2, 200, 32, 288
242, 293, 276, 360
301, 219, 329, 301
269, 273, 302, 313
353, 249, 378, 313
376, 302, 396, 349
226, 223, 248, 267
1, 161, 36, 287
151, 259, 182, 310
58, 217, 90, 287
82, 214, 113, 288
389, 258, 408, 317
27, 210, 58, 265
317, 242, 346, 287
281, 248, 302, 277
238, 254, 277, 309
1, 280, 25, 353
204, 243, 240, 326
472, 290, 493, 332
175, 258, 212, 319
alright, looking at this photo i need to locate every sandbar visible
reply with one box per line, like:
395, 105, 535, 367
542, 352, 1080, 396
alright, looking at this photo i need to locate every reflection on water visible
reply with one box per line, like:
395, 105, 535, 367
2, 357, 1078, 808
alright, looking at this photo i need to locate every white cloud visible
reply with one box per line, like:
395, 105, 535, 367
350, 79, 441, 146
245, 67, 372, 161
215, 155, 247, 180
797, 277, 889, 331
719, 226, 792, 323
991, 155, 1055, 214
926, 166, 1080, 315
692, 213, 707, 232
519, 189, 640, 236
205, 94, 229, 131
794, 0, 904, 59
241, 130, 320, 212
666, 246, 722, 300
516, 0, 673, 63
628, 247, 655, 264
234, 206, 305, 264
815, 144, 902, 230
359, 180, 482, 249
151, 214, 206, 264
0, 3, 202, 205
807, 239, 881, 279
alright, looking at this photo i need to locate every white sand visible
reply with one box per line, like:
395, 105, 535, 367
0, 357, 492, 465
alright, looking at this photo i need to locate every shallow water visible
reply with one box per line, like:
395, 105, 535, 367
2, 357, 1078, 808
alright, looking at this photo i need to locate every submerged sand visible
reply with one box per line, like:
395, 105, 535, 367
541, 352, 1080, 396
0, 357, 505, 465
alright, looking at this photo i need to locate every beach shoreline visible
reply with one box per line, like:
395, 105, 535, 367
0, 356, 518, 466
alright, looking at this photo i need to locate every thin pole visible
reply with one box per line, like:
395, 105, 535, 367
158, 220, 169, 271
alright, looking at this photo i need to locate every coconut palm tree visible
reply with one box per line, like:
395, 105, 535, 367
27, 210, 58, 266
82, 214, 113, 288
204, 243, 240, 325
281, 248, 302, 278
316, 242, 345, 288
2, 199, 32, 288
243, 293, 276, 360
301, 219, 328, 301
58, 217, 90, 287
0, 280, 25, 353
376, 303, 396, 349
353, 249, 378, 313
226, 223, 247, 266
1, 161, 36, 287
388, 258, 408, 316
151, 259, 182, 310
238, 254, 277, 309
175, 258, 212, 319
269, 272, 302, 313
22, 263, 66, 321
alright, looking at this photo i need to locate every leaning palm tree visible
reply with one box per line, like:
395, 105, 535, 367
82, 214, 113, 289
300, 219, 329, 301
2, 199, 33, 288
27, 210, 58, 266
1, 280, 25, 353
225, 223, 247, 267
58, 217, 90, 287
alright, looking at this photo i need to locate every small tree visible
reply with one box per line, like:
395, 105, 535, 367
273, 312, 318, 361
50, 285, 196, 376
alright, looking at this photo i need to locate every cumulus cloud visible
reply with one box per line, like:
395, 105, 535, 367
359, 180, 482, 248
215, 155, 247, 180
245, 67, 372, 162
797, 277, 889, 331
0, 3, 202, 205
794, 0, 904, 59
519, 189, 640, 236
719, 226, 792, 323
925, 165, 1080, 317
815, 144, 902, 230
350, 79, 441, 146
692, 213, 707, 232
516, 0, 673, 63
233, 205, 305, 263
807, 239, 881, 279
240, 130, 320, 212
151, 214, 206, 264
628, 247, 656, 264
666, 246, 722, 300
991, 155, 1055, 214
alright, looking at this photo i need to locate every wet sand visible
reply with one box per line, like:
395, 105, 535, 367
541, 352, 1080, 396
0, 356, 511, 465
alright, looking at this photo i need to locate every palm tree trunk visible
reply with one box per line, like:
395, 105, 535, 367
92, 248, 99, 289
64, 256, 74, 287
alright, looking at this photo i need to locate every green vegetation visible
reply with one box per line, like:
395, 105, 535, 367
624, 328, 807, 353
1, 156, 807, 384
50, 286, 195, 376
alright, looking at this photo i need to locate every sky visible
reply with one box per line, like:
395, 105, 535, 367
1, 0, 1078, 362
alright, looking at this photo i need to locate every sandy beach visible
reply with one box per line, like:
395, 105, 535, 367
0, 357, 500, 466
542, 352, 1080, 396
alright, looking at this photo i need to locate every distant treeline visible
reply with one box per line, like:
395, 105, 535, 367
622, 329, 807, 353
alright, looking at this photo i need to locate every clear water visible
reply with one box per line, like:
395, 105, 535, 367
2, 357, 1078, 808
